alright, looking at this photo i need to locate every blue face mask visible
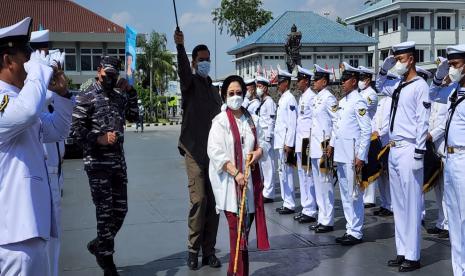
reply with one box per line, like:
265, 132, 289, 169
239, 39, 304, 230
197, 61, 210, 78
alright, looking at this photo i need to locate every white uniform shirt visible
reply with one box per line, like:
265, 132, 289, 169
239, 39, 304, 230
247, 98, 260, 115
207, 112, 269, 214
359, 86, 378, 120
376, 74, 430, 152
429, 102, 448, 156
0, 67, 73, 245
274, 90, 297, 149
310, 88, 337, 159
242, 97, 250, 109
296, 87, 316, 153
258, 95, 277, 141
430, 82, 465, 148
372, 96, 392, 146
330, 90, 372, 163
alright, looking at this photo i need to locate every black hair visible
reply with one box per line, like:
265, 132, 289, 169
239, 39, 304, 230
192, 44, 210, 61
126, 52, 133, 57
0, 47, 30, 69
220, 75, 246, 102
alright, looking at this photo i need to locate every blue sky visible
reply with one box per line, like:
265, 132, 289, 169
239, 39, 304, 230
74, 0, 365, 79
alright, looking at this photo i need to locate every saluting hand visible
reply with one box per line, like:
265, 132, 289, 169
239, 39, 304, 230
97, 131, 117, 146
174, 30, 184, 46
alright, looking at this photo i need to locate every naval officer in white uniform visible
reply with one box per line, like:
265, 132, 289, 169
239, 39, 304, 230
429, 44, 465, 276
328, 63, 371, 245
376, 41, 430, 272
0, 18, 74, 275
294, 66, 317, 223
255, 76, 277, 202
274, 69, 297, 214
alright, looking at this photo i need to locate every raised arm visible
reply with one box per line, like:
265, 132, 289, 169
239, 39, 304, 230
175, 30, 193, 93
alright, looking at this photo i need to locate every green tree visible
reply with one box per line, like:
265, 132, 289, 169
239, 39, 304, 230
212, 0, 273, 41
336, 16, 347, 26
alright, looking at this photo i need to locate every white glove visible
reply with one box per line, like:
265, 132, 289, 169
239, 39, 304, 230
24, 50, 50, 73
49, 49, 65, 69
412, 157, 423, 171
435, 57, 449, 81
381, 55, 397, 72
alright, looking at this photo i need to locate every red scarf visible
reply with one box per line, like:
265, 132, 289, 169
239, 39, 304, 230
226, 107, 270, 251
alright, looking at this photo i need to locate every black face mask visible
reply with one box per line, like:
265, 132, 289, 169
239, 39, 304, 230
101, 75, 117, 91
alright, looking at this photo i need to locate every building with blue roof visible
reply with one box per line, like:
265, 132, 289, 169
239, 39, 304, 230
227, 11, 377, 80
346, 0, 465, 70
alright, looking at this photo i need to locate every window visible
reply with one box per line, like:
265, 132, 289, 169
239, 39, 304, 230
316, 55, 327, 59
383, 20, 388, 34
411, 16, 425, 30
368, 25, 373, 37
393, 17, 399, 31
380, 50, 389, 61
328, 55, 339, 59
57, 48, 76, 71
81, 48, 103, 71
359, 27, 365, 34
414, 49, 425, 62
367, 53, 373, 68
107, 48, 126, 68
437, 16, 451, 30
345, 55, 361, 68
437, 49, 447, 58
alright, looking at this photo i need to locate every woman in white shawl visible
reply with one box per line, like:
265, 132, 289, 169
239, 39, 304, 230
207, 75, 270, 276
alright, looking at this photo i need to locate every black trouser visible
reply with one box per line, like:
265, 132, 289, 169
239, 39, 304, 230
86, 167, 128, 256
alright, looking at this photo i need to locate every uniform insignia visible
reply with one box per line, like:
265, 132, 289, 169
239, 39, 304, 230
290, 105, 295, 111
331, 105, 338, 112
270, 115, 275, 119
0, 95, 9, 112
358, 108, 367, 116
423, 101, 431, 109
367, 97, 373, 105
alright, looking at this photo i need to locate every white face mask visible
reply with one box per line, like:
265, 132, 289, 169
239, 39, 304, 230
394, 61, 409, 76
256, 87, 264, 97
226, 95, 243, 110
449, 66, 465, 83
358, 81, 368, 90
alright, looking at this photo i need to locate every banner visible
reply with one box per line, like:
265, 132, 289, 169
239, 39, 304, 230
125, 25, 137, 85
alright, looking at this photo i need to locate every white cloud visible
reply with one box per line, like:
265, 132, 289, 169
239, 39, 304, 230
179, 12, 212, 27
111, 11, 133, 27
197, 0, 215, 8
299, 0, 360, 20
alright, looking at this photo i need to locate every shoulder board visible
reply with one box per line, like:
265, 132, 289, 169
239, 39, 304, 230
331, 104, 338, 113
367, 97, 373, 105
0, 95, 9, 112
423, 102, 431, 109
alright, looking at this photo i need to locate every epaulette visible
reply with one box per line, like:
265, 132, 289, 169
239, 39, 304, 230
0, 95, 9, 112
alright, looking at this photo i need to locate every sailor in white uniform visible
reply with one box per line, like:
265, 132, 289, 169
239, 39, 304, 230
293, 66, 317, 223
376, 41, 430, 272
30, 29, 69, 276
255, 76, 277, 202
328, 63, 371, 245
429, 44, 465, 276
358, 66, 379, 208
308, 64, 338, 233
242, 78, 255, 109
0, 18, 74, 276
274, 69, 297, 214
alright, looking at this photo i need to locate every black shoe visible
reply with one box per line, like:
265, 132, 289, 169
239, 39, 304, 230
387, 255, 405, 267
87, 238, 98, 256
399, 260, 421, 272
202, 254, 222, 268
339, 234, 363, 246
426, 227, 442, 235
335, 233, 349, 244
102, 255, 119, 276
309, 224, 320, 231
298, 214, 317, 224
187, 252, 199, 270
263, 197, 274, 203
438, 230, 449, 239
314, 225, 334, 233
364, 203, 376, 209
293, 212, 303, 221
277, 207, 295, 215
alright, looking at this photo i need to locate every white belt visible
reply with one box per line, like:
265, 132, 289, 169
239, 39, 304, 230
47, 166, 59, 174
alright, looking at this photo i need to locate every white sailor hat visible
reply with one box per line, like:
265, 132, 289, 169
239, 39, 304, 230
277, 68, 292, 83
446, 44, 465, 60
340, 61, 361, 81
255, 76, 270, 86
313, 64, 332, 80
297, 65, 313, 80
30, 30, 50, 49
244, 78, 256, 86
391, 41, 416, 56
212, 81, 223, 88
416, 66, 433, 81
99, 56, 121, 75
358, 66, 375, 78
0, 17, 33, 51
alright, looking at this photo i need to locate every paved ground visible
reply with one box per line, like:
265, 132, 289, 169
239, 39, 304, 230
61, 125, 453, 276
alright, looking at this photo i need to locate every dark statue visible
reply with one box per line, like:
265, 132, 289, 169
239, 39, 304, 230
285, 24, 302, 73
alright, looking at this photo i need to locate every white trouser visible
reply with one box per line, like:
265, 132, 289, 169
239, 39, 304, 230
278, 149, 295, 209
0, 238, 49, 276
296, 153, 317, 217
261, 145, 276, 199
444, 152, 465, 276
389, 143, 422, 261
434, 160, 448, 230
376, 172, 392, 211
311, 157, 334, 226
46, 171, 62, 276
363, 182, 376, 204
336, 162, 364, 239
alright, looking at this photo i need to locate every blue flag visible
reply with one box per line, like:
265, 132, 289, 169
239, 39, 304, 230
125, 25, 137, 85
